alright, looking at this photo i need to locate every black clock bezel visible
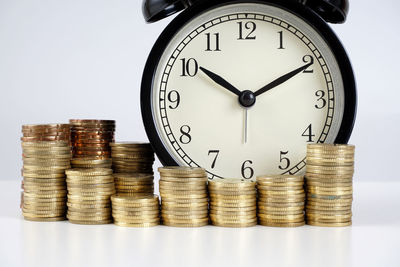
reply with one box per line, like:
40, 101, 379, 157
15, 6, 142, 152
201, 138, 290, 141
141, 0, 357, 166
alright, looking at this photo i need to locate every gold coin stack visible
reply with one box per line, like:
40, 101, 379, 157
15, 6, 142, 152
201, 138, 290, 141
209, 179, 257, 227
65, 168, 115, 224
114, 173, 154, 196
111, 195, 160, 227
159, 167, 209, 227
110, 142, 155, 174
306, 144, 355, 227
71, 158, 112, 169
257, 175, 305, 227
21, 124, 71, 143
21, 140, 71, 221
70, 119, 115, 159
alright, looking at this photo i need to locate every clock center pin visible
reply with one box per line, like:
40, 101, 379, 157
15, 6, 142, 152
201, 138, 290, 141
239, 90, 256, 108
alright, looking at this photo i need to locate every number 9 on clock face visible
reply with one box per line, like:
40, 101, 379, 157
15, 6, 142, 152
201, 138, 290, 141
141, 1, 356, 180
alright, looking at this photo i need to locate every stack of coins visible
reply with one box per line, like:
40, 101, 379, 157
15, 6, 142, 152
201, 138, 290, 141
66, 168, 115, 224
305, 144, 355, 227
111, 195, 160, 227
257, 175, 305, 227
21, 124, 70, 143
70, 119, 115, 159
71, 158, 112, 169
21, 140, 71, 221
159, 167, 209, 227
209, 179, 257, 227
111, 142, 154, 174
114, 173, 154, 196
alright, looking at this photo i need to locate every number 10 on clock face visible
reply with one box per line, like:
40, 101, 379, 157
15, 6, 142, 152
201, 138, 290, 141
146, 4, 348, 180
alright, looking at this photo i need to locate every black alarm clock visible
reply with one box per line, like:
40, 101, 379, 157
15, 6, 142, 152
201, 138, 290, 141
141, 0, 357, 180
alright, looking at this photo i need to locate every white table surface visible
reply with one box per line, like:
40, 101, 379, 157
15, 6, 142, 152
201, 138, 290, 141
1, 180, 399, 267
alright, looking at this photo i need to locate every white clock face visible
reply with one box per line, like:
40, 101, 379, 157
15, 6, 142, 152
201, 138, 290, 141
151, 3, 345, 180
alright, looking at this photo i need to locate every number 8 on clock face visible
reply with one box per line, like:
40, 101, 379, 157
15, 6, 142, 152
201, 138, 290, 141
141, 0, 356, 180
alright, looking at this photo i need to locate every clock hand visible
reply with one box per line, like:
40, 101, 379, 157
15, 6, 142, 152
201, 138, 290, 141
200, 67, 242, 96
254, 62, 313, 97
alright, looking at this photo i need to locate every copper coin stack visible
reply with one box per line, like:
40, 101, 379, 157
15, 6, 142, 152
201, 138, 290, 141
71, 158, 112, 169
21, 133, 71, 221
113, 173, 154, 196
21, 123, 71, 143
111, 195, 160, 227
66, 168, 115, 225
110, 142, 155, 174
305, 144, 355, 227
257, 175, 305, 227
209, 179, 257, 227
70, 119, 115, 159
159, 167, 209, 227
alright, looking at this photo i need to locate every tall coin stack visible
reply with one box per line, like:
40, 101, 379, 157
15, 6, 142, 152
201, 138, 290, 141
70, 119, 115, 159
66, 168, 115, 224
111, 142, 155, 174
159, 167, 209, 227
113, 173, 154, 196
305, 144, 355, 227
209, 179, 257, 227
111, 195, 160, 227
257, 175, 305, 227
21, 137, 71, 221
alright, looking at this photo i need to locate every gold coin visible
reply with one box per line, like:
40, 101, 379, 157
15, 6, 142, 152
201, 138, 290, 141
210, 209, 255, 216
258, 190, 305, 196
66, 168, 112, 176
161, 194, 208, 200
259, 221, 305, 227
210, 200, 256, 207
209, 178, 255, 187
211, 221, 257, 227
258, 213, 304, 220
68, 219, 112, 225
258, 210, 304, 216
162, 221, 208, 227
159, 166, 206, 174
161, 209, 208, 216
306, 221, 352, 227
210, 216, 257, 224
256, 185, 304, 191
162, 217, 209, 224
258, 196, 305, 203
258, 201, 304, 208
67, 194, 111, 201
114, 221, 159, 227
22, 211, 65, 218
257, 175, 304, 183
161, 202, 208, 210
24, 216, 66, 222
209, 193, 255, 200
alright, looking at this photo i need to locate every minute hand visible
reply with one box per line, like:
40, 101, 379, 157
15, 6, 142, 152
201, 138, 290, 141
254, 62, 313, 97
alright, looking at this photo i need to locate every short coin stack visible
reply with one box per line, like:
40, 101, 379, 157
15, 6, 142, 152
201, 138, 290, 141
209, 179, 257, 227
114, 173, 154, 196
71, 158, 112, 169
21, 124, 71, 143
257, 175, 305, 227
21, 140, 71, 221
70, 119, 115, 159
111, 195, 160, 227
66, 168, 115, 224
159, 167, 209, 227
111, 142, 155, 174
305, 144, 355, 227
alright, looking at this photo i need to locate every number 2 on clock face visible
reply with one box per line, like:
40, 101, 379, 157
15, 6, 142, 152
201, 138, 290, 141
153, 4, 344, 180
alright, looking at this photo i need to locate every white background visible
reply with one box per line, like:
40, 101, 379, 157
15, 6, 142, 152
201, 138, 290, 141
0, 0, 399, 182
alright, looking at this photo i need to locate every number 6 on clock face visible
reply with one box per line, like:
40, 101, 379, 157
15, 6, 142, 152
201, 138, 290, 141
141, 0, 356, 181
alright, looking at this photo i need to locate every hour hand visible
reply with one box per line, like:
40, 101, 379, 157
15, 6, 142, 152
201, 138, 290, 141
200, 66, 242, 96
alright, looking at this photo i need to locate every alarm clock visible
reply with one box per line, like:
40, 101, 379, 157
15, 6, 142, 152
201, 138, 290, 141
141, 0, 356, 180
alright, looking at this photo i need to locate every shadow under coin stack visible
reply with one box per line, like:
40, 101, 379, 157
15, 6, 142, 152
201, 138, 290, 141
21, 139, 71, 221
110, 142, 155, 174
209, 179, 257, 227
70, 120, 115, 159
111, 195, 160, 227
66, 168, 115, 224
113, 173, 154, 196
256, 175, 305, 227
159, 167, 209, 227
305, 144, 355, 227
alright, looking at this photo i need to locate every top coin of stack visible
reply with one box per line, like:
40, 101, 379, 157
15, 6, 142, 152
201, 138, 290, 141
159, 167, 209, 227
111, 142, 155, 174
21, 124, 71, 143
70, 120, 115, 159
21, 139, 71, 222
306, 144, 355, 227
257, 175, 305, 227
209, 179, 257, 228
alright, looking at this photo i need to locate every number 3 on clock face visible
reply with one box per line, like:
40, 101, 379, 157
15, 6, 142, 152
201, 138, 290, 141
141, 1, 356, 181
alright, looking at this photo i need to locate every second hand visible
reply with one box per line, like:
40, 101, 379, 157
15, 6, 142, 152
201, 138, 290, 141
244, 109, 248, 144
